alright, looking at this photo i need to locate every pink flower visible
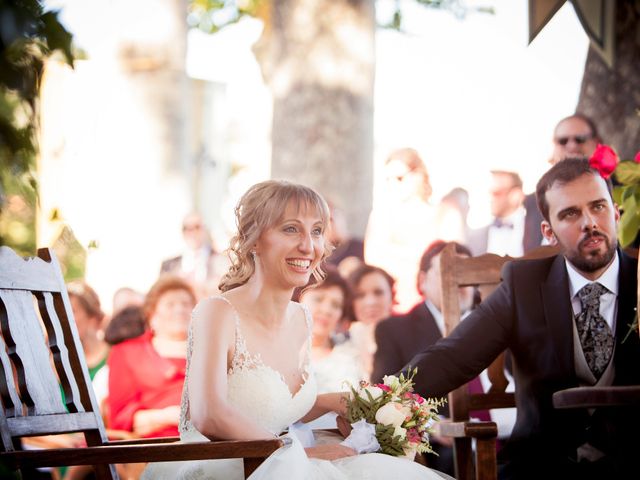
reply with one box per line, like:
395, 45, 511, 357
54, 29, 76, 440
589, 144, 619, 179
634, 151, 640, 163
376, 383, 391, 392
413, 393, 425, 404
407, 428, 421, 444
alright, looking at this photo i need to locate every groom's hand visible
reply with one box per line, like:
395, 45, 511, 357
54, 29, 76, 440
305, 444, 357, 460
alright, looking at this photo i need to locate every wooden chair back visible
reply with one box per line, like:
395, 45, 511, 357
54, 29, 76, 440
0, 247, 287, 479
439, 243, 559, 480
0, 246, 116, 477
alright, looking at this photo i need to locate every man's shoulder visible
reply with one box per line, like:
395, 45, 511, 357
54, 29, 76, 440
503, 253, 560, 280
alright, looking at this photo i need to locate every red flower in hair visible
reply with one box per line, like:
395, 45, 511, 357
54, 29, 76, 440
588, 144, 619, 179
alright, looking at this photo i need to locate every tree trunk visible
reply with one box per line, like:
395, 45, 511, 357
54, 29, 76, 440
576, 0, 640, 158
253, 0, 375, 237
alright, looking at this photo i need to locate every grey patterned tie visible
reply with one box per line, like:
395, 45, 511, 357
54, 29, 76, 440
575, 283, 614, 378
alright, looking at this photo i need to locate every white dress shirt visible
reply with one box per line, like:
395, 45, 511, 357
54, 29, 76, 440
486, 207, 526, 257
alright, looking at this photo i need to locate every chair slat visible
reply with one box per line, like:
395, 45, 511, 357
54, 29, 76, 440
0, 290, 65, 416
0, 247, 61, 292
37, 291, 85, 413
8, 412, 101, 437
0, 321, 22, 418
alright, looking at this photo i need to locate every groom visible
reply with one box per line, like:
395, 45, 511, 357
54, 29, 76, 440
405, 158, 639, 479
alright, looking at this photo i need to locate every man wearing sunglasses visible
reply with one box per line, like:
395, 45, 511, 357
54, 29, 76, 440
551, 113, 601, 165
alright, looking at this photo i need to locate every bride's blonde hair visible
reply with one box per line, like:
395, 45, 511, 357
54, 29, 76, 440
219, 180, 332, 292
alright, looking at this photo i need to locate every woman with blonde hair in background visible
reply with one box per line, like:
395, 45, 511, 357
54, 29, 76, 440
364, 148, 437, 313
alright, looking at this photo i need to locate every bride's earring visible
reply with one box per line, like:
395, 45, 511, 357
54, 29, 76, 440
251, 250, 257, 261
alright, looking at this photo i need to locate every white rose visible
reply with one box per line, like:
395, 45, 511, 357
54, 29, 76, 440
375, 402, 407, 427
382, 375, 400, 389
393, 425, 407, 440
359, 385, 384, 401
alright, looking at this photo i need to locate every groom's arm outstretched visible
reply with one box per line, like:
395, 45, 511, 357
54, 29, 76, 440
403, 266, 516, 397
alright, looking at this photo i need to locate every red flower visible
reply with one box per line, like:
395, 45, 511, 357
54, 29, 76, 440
376, 383, 391, 392
589, 144, 619, 179
634, 151, 640, 163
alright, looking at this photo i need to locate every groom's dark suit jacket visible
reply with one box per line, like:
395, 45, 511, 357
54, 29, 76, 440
408, 251, 640, 478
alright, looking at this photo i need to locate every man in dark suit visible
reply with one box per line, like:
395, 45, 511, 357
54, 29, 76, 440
406, 158, 639, 479
372, 240, 476, 475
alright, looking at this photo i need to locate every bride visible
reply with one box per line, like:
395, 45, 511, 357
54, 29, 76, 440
143, 180, 447, 479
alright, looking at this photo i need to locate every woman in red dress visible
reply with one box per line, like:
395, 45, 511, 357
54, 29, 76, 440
107, 276, 195, 438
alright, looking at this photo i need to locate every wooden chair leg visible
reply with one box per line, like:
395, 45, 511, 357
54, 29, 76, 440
453, 437, 474, 480
475, 438, 497, 480
243, 457, 266, 478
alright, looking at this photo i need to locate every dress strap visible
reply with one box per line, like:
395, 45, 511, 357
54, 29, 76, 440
215, 296, 260, 372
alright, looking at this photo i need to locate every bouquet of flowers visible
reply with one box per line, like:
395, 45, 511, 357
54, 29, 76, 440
341, 368, 445, 459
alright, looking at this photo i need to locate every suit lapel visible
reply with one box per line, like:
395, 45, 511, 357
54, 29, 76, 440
541, 255, 575, 378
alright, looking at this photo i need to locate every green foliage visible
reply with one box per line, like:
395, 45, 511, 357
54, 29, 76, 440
0, 0, 74, 251
375, 423, 405, 456
613, 161, 640, 248
188, 0, 264, 33
188, 0, 494, 34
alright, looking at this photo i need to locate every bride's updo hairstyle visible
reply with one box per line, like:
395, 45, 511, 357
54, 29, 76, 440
219, 180, 332, 292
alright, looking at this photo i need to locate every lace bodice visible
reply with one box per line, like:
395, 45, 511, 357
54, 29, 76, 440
179, 297, 317, 439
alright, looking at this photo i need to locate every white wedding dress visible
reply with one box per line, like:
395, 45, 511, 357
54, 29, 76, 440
142, 297, 445, 480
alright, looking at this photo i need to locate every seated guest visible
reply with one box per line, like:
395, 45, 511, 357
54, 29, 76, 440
348, 264, 395, 381
371, 240, 476, 476
104, 305, 146, 345
111, 286, 145, 317
297, 267, 364, 393
107, 276, 195, 438
67, 281, 110, 406
406, 159, 639, 479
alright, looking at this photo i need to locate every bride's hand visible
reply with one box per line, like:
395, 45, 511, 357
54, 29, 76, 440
336, 415, 352, 439
305, 444, 357, 460
317, 392, 349, 417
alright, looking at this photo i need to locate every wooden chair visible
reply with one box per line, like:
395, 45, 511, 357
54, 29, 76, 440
437, 243, 559, 480
0, 246, 288, 479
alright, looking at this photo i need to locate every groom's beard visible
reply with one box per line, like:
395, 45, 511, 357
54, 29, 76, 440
562, 230, 617, 274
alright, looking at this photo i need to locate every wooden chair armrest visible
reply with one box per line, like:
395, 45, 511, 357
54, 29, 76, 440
2, 437, 291, 469
106, 435, 181, 446
552, 385, 640, 409
438, 421, 498, 439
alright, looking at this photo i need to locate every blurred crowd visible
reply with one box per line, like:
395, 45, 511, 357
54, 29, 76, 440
39, 112, 610, 479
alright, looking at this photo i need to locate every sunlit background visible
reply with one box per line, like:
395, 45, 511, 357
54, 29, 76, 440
37, 0, 588, 309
